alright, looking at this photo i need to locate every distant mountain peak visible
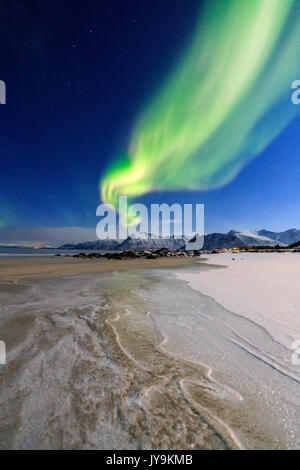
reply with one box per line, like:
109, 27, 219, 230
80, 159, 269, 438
203, 228, 300, 250
58, 228, 300, 252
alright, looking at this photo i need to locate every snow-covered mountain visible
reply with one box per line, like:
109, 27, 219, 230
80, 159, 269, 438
117, 233, 188, 251
202, 230, 285, 250
58, 228, 300, 251
229, 230, 285, 247
117, 230, 287, 251
258, 229, 300, 246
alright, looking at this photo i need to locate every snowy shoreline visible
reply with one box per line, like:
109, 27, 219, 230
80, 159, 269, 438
175, 252, 300, 350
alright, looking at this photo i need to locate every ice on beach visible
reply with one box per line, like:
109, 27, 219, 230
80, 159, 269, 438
176, 252, 300, 351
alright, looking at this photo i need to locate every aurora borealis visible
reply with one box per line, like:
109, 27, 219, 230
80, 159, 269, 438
101, 0, 300, 210
2, 0, 300, 243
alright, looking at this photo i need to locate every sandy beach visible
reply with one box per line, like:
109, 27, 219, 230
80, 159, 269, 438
0, 253, 299, 449
3, 0, 300, 455
0, 255, 195, 282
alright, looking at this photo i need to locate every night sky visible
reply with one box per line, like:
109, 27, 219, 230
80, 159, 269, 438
0, 0, 300, 245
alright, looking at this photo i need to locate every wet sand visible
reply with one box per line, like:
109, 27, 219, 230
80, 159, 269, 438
0, 265, 232, 450
0, 256, 197, 282
0, 255, 299, 449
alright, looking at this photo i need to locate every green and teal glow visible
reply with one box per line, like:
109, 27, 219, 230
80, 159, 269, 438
101, 0, 300, 211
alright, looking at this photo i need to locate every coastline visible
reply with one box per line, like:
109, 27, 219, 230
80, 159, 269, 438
0, 262, 232, 450
0, 255, 200, 282
0, 254, 299, 449
175, 252, 300, 349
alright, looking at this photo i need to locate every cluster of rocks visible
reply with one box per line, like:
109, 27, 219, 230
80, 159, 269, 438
72, 247, 201, 260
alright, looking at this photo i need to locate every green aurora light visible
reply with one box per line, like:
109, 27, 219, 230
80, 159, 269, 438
101, 0, 300, 211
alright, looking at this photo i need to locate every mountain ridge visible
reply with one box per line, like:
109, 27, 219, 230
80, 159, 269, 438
58, 228, 300, 251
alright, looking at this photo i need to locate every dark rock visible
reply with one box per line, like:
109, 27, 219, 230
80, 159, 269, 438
146, 253, 158, 259
141, 250, 153, 257
73, 252, 87, 258
123, 250, 139, 258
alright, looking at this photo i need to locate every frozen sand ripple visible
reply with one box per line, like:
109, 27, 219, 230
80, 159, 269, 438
0, 272, 233, 450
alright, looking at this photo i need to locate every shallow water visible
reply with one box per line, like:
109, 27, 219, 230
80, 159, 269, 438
0, 267, 298, 449
0, 247, 110, 257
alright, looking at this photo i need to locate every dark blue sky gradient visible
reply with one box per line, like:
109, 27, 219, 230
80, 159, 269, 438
0, 0, 299, 240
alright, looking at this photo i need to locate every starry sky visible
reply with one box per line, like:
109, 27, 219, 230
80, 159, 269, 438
0, 0, 300, 245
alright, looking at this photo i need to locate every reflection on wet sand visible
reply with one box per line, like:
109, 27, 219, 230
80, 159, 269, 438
0, 265, 296, 449
0, 270, 236, 450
